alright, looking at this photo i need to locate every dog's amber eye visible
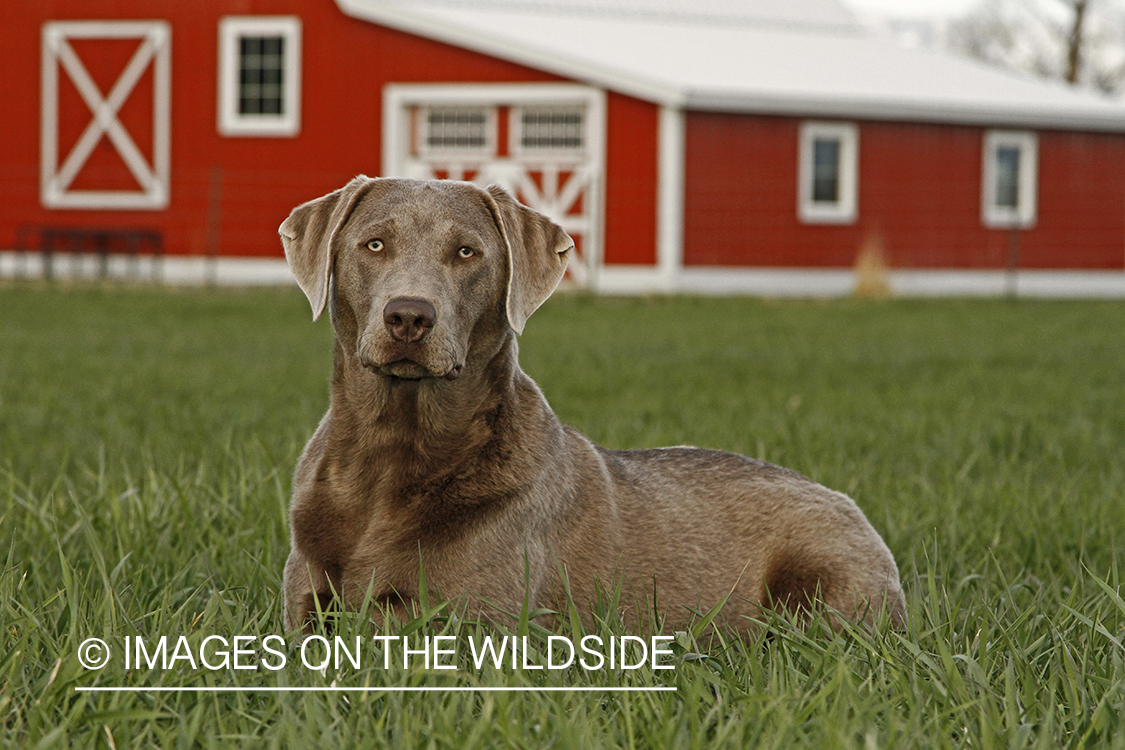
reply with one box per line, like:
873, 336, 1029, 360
365, 239, 384, 253
456, 246, 476, 259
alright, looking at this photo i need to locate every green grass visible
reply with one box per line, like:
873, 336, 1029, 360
2, 283, 1124, 748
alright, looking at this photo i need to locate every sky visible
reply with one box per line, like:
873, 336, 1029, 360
842, 0, 1095, 24
842, 0, 982, 18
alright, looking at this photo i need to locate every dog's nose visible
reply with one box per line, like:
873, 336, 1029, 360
383, 297, 436, 343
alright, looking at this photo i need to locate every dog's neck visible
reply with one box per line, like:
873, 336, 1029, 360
327, 333, 532, 481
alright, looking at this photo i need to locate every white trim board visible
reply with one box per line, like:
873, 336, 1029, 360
655, 106, 684, 288
673, 268, 1125, 298
0, 252, 295, 286
592, 266, 1125, 298
4, 253, 1124, 298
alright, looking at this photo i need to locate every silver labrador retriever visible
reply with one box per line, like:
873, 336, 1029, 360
279, 176, 906, 633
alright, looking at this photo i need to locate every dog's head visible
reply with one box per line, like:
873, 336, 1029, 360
280, 176, 572, 381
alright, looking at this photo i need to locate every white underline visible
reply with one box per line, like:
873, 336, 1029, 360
76, 686, 676, 693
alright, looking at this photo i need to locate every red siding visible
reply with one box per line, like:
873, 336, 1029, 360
1034, 130, 1125, 268
684, 114, 808, 265
683, 112, 1125, 270
603, 93, 658, 265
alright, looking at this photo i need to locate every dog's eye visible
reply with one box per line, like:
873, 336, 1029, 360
456, 246, 476, 259
365, 239, 384, 253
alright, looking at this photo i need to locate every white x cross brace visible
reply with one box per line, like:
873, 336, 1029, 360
41, 21, 170, 209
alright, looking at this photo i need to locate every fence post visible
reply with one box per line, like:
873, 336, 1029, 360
1005, 227, 1021, 298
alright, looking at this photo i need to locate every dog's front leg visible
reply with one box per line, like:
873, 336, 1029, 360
282, 547, 336, 633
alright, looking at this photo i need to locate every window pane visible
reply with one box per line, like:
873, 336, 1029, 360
426, 109, 489, 150
238, 35, 285, 116
812, 138, 840, 203
520, 109, 583, 150
995, 146, 1020, 209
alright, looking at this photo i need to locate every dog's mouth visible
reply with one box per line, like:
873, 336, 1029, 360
369, 358, 463, 381
358, 333, 464, 382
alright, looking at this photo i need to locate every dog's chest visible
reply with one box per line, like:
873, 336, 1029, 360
290, 463, 399, 568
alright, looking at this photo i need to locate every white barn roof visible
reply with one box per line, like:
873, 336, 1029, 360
337, 0, 1125, 132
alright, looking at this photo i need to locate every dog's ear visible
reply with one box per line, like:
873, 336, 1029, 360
485, 185, 573, 334
280, 175, 376, 320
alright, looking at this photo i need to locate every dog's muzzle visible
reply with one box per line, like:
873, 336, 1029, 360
359, 296, 463, 381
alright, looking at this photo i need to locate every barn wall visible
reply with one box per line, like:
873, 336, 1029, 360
683, 112, 1125, 270
1, 0, 576, 259
6, 0, 1121, 272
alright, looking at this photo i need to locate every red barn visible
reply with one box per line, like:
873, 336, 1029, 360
3, 0, 1125, 294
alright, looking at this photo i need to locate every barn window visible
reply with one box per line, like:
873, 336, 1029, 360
798, 121, 858, 224
420, 108, 493, 153
515, 107, 585, 152
982, 130, 1037, 228
238, 37, 285, 116
812, 139, 841, 202
218, 17, 301, 137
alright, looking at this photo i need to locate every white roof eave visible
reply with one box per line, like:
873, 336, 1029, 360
686, 90, 1125, 133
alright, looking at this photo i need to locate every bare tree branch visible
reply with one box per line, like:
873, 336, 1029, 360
1064, 0, 1090, 83
948, 0, 1125, 93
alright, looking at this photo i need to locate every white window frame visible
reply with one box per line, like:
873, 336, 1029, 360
982, 130, 1037, 229
416, 106, 496, 157
40, 20, 171, 210
510, 105, 587, 157
798, 121, 859, 225
218, 16, 301, 137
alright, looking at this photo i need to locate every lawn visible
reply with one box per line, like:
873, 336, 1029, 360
2, 283, 1123, 748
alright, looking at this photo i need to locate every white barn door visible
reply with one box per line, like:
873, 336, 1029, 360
383, 84, 605, 287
